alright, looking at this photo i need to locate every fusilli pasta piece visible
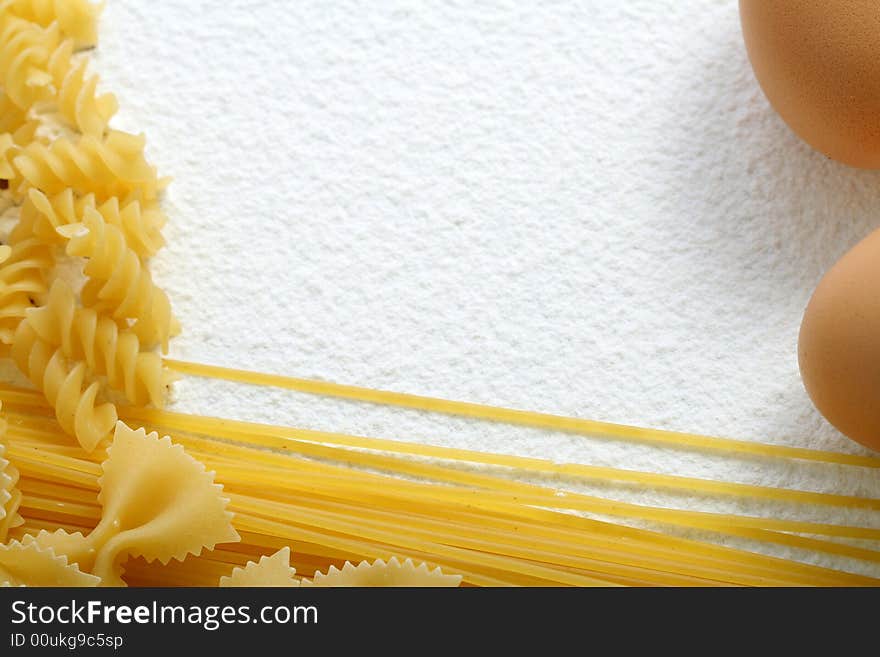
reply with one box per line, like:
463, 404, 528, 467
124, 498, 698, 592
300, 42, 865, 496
58, 206, 178, 351
35, 422, 239, 586
12, 130, 165, 201
11, 320, 117, 451
0, 537, 101, 587
0, 16, 59, 109
28, 279, 173, 407
43, 38, 117, 137
0, 237, 53, 344
219, 547, 300, 587
15, 188, 165, 258
7, 0, 102, 49
0, 132, 17, 182
0, 90, 27, 134
303, 557, 463, 587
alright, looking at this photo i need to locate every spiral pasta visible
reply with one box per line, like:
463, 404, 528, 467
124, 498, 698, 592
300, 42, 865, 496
0, 237, 53, 344
58, 206, 178, 351
14, 188, 165, 258
0, 16, 59, 109
0, 132, 17, 182
12, 130, 165, 201
55, 57, 118, 137
28, 279, 172, 407
11, 319, 117, 451
0, 91, 27, 135
40, 35, 117, 138
5, 0, 102, 49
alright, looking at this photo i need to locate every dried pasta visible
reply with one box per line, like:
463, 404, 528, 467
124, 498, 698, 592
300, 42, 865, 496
303, 557, 463, 588
0, 90, 27, 134
0, 536, 100, 587
36, 33, 117, 138
219, 547, 300, 587
4, 0, 102, 49
0, 17, 59, 109
18, 188, 165, 257
35, 422, 238, 585
0, 437, 24, 542
11, 320, 117, 451
27, 279, 172, 407
57, 206, 178, 351
0, 237, 53, 344
12, 130, 164, 201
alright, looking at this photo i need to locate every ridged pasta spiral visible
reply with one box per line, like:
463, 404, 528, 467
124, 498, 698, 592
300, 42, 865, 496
13, 188, 165, 258
0, 237, 53, 344
56, 57, 118, 137
0, 122, 42, 190
58, 207, 178, 352
0, 132, 17, 182
40, 35, 117, 137
11, 319, 117, 452
0, 16, 59, 109
12, 130, 165, 201
5, 0, 101, 49
0, 90, 27, 134
27, 279, 172, 407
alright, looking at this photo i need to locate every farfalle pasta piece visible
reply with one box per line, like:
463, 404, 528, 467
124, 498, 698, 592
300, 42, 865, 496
0, 538, 100, 587
0, 440, 24, 543
6, 0, 101, 49
12, 130, 164, 201
14, 188, 165, 258
219, 547, 300, 587
303, 557, 463, 588
0, 237, 53, 344
11, 320, 117, 451
28, 279, 173, 407
58, 207, 178, 351
0, 17, 60, 109
35, 422, 239, 586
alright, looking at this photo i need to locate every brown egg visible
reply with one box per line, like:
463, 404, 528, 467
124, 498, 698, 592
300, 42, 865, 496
799, 229, 880, 450
740, 0, 880, 168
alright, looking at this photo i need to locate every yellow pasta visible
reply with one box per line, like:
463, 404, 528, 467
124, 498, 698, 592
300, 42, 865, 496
0, 17, 59, 109
0, 237, 53, 344
163, 359, 880, 470
32, 32, 116, 138
303, 557, 463, 588
219, 547, 300, 587
5, 0, 102, 49
11, 320, 117, 451
0, 90, 27, 134
28, 279, 172, 407
34, 422, 239, 585
0, 536, 100, 586
0, 438, 24, 542
12, 130, 165, 201
17, 188, 165, 258
7, 415, 871, 587
57, 206, 178, 351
